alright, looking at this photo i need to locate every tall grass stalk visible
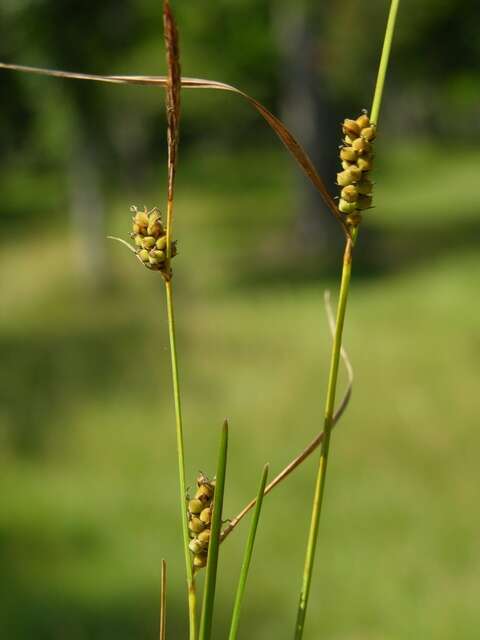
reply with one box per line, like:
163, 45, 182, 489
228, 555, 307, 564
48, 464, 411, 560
199, 421, 229, 640
228, 464, 269, 640
164, 278, 196, 638
294, 2, 400, 637
159, 559, 167, 640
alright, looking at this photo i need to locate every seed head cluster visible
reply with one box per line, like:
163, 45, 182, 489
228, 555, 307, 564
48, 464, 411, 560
130, 205, 176, 272
337, 111, 376, 228
188, 474, 216, 570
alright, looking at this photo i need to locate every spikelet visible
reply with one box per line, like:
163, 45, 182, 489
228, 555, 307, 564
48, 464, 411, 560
188, 473, 216, 571
129, 205, 177, 275
337, 110, 376, 229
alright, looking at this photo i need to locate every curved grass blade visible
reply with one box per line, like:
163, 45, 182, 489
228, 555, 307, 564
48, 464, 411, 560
160, 559, 167, 640
228, 464, 269, 640
199, 420, 229, 640
0, 62, 346, 234
221, 290, 353, 542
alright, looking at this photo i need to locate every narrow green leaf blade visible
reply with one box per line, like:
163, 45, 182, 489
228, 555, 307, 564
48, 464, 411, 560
228, 464, 269, 640
199, 420, 229, 640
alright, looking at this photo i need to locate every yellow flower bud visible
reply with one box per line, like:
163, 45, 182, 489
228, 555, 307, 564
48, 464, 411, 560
142, 236, 156, 249
342, 119, 360, 138
341, 160, 353, 171
147, 221, 163, 237
339, 147, 358, 163
132, 224, 141, 235
341, 185, 359, 203
338, 199, 358, 215
199, 507, 212, 525
150, 250, 165, 263
134, 211, 149, 230
138, 249, 150, 263
197, 530, 211, 548
356, 113, 370, 130
156, 236, 167, 250
188, 499, 203, 515
361, 126, 376, 142
134, 235, 144, 248
193, 554, 207, 569
189, 539, 203, 554
352, 137, 371, 155
337, 170, 354, 187
195, 484, 214, 503
189, 517, 205, 534
357, 156, 373, 172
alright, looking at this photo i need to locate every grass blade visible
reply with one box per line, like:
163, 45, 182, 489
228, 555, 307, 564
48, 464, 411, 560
228, 464, 269, 640
199, 420, 229, 640
160, 559, 167, 640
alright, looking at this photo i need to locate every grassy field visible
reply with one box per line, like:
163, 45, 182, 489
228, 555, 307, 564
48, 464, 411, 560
1, 141, 479, 639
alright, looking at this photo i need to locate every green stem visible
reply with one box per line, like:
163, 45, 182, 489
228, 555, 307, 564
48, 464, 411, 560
228, 464, 269, 640
294, 2, 400, 636
164, 278, 196, 640
294, 239, 353, 639
371, 0, 401, 125
199, 421, 229, 640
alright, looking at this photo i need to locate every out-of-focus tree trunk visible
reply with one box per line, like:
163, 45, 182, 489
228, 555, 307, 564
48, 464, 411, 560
68, 124, 108, 290
273, 1, 342, 261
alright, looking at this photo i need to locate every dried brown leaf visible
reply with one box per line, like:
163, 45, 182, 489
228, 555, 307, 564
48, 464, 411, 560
0, 62, 347, 235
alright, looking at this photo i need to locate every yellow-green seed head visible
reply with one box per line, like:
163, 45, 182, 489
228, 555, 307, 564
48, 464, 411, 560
356, 113, 370, 130
342, 119, 360, 138
340, 147, 358, 163
147, 220, 163, 237
156, 236, 167, 250
134, 235, 144, 248
199, 507, 212, 525
189, 539, 203, 554
197, 530, 211, 548
132, 223, 141, 235
341, 160, 354, 171
337, 170, 354, 187
134, 211, 149, 230
357, 156, 373, 172
142, 236, 156, 249
150, 249, 165, 263
339, 199, 358, 215
361, 125, 376, 142
189, 517, 205, 534
188, 499, 203, 515
195, 484, 214, 503
138, 249, 150, 263
351, 137, 371, 155
193, 554, 207, 569
341, 185, 359, 203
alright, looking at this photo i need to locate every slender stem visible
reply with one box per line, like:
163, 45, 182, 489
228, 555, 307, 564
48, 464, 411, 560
294, 238, 353, 639
160, 559, 167, 640
371, 0, 400, 125
228, 464, 269, 640
199, 421, 229, 640
164, 275, 196, 640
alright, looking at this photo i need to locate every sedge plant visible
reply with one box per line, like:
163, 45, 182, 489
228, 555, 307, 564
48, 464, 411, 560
0, 0, 401, 637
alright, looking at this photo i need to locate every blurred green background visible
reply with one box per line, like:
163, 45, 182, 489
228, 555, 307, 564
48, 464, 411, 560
1, 1, 479, 638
